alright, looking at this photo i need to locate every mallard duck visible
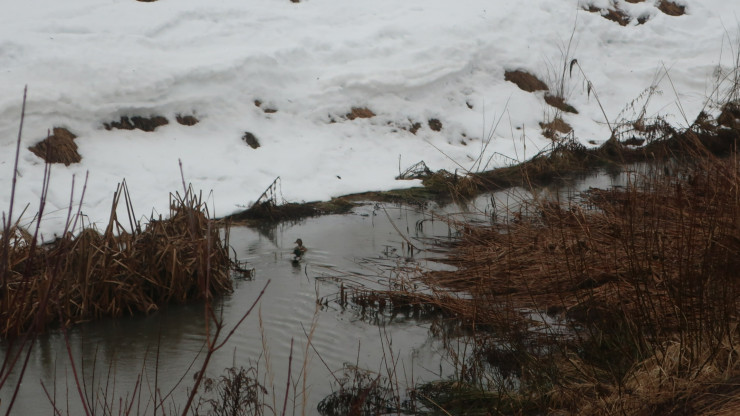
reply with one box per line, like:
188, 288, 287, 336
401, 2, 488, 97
293, 238, 307, 260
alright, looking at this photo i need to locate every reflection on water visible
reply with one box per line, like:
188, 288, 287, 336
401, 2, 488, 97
0, 166, 641, 415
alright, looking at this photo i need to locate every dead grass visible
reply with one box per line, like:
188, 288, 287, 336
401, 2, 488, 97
28, 127, 81, 165
176, 114, 199, 126
505, 70, 548, 93
658, 0, 686, 16
0, 183, 234, 338
428, 118, 443, 131
104, 115, 169, 132
544, 94, 578, 114
539, 117, 572, 139
410, 152, 740, 414
346, 107, 376, 120
242, 131, 261, 149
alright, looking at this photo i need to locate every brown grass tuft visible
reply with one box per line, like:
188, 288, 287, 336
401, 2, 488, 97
539, 117, 572, 139
242, 131, 261, 149
657, 0, 686, 16
28, 127, 81, 165
504, 70, 548, 92
176, 114, 199, 126
428, 118, 443, 131
544, 94, 578, 114
586, 6, 632, 26
104, 115, 169, 132
0, 183, 234, 338
346, 107, 376, 120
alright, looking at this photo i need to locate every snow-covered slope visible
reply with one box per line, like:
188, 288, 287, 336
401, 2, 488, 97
1, 0, 737, 238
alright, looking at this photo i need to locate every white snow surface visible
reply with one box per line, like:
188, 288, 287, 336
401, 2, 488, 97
1, 0, 739, 238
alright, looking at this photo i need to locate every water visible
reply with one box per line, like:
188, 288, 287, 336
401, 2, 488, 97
0, 166, 643, 415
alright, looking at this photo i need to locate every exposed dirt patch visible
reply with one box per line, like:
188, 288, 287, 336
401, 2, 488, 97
409, 121, 422, 135
254, 99, 278, 114
540, 117, 572, 139
105, 115, 169, 132
176, 114, 199, 126
544, 94, 578, 114
625, 0, 645, 3
346, 107, 376, 120
428, 118, 443, 132
242, 132, 261, 149
28, 127, 81, 165
657, 0, 685, 16
586, 6, 631, 26
504, 70, 548, 93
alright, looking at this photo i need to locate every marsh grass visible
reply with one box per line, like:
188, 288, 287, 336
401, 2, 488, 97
347, 144, 740, 414
0, 181, 233, 338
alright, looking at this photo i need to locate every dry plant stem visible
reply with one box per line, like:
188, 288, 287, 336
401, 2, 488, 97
570, 59, 613, 133
180, 279, 271, 416
2, 86, 27, 288
282, 338, 294, 416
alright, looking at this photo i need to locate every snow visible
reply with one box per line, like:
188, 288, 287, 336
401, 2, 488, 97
1, 0, 739, 239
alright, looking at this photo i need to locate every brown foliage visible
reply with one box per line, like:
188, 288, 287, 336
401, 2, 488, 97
28, 127, 81, 165
0, 184, 234, 338
104, 115, 169, 132
658, 0, 686, 16
504, 70, 548, 92
346, 107, 376, 120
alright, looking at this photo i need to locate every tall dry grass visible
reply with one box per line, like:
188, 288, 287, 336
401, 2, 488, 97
0, 182, 233, 338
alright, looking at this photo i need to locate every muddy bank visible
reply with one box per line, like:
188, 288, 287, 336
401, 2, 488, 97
226, 106, 740, 225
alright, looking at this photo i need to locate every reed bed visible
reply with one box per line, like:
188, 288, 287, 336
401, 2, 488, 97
0, 183, 233, 338
344, 147, 740, 414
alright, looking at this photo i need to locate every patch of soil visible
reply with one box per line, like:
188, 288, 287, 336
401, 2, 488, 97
105, 115, 169, 132
504, 70, 548, 93
657, 0, 685, 16
428, 118, 443, 132
346, 107, 375, 120
254, 99, 277, 114
28, 127, 81, 165
585, 6, 631, 26
544, 94, 578, 114
540, 118, 572, 139
409, 121, 422, 135
242, 132, 261, 149
625, 0, 645, 3
176, 114, 199, 126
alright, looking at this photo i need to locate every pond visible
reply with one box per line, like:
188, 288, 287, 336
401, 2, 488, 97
0, 166, 643, 415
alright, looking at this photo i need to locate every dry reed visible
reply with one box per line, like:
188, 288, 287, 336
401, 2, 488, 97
349, 144, 740, 414
0, 182, 234, 338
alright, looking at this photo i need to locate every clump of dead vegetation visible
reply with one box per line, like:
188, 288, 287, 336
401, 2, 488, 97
0, 181, 234, 338
104, 115, 169, 132
348, 142, 740, 414
28, 127, 81, 165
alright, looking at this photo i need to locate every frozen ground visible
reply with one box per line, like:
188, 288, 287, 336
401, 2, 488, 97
1, 0, 739, 238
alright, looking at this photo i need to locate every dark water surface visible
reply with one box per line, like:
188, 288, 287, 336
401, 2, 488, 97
0, 166, 642, 415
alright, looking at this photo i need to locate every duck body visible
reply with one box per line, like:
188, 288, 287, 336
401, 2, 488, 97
293, 238, 307, 260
